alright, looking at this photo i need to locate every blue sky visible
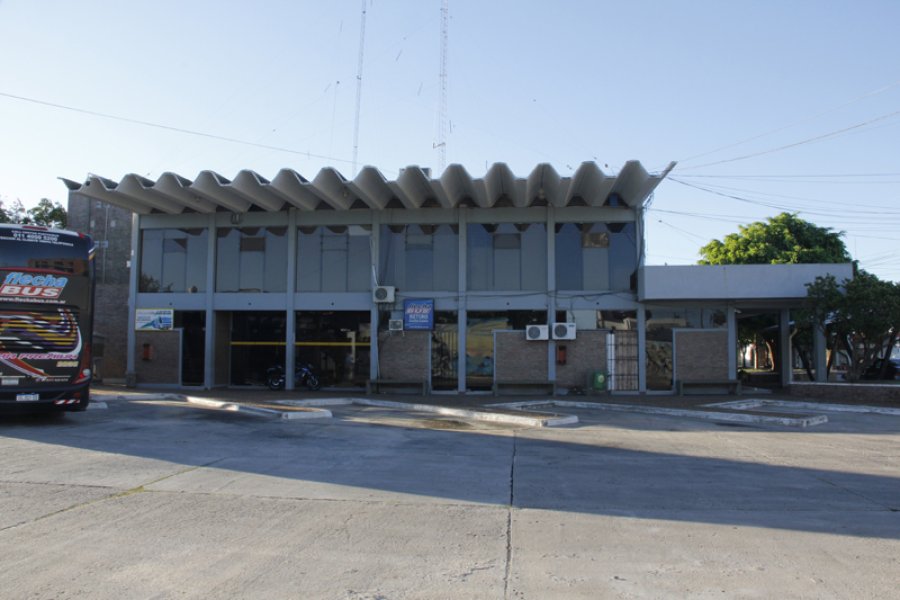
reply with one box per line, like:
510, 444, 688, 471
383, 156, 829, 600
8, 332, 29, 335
1, 0, 898, 281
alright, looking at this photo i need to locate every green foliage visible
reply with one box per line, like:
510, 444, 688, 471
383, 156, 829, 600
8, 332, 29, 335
0, 197, 67, 228
805, 271, 900, 381
27, 198, 67, 229
699, 212, 851, 265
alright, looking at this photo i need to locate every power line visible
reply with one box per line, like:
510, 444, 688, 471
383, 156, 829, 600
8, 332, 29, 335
675, 77, 900, 166
678, 107, 900, 170
0, 90, 358, 166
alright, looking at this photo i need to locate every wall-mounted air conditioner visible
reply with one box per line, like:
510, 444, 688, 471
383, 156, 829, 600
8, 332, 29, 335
388, 319, 404, 332
372, 285, 395, 303
525, 324, 549, 341
552, 322, 577, 340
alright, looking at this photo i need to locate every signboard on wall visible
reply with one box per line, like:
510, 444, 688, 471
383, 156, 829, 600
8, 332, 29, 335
135, 308, 174, 331
403, 299, 434, 331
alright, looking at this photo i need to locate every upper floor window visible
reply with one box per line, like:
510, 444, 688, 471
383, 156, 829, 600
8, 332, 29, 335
380, 225, 458, 291
467, 223, 546, 291
140, 228, 208, 293
216, 227, 287, 292
555, 222, 637, 291
297, 226, 371, 292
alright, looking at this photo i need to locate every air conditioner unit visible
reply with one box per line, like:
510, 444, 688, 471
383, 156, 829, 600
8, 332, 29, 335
372, 285, 395, 303
525, 324, 549, 341
552, 322, 576, 340
388, 319, 404, 332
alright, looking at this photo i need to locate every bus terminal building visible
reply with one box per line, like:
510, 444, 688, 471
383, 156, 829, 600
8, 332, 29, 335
64, 161, 852, 394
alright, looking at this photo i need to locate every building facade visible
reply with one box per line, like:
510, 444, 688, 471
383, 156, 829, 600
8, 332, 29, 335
64, 161, 851, 393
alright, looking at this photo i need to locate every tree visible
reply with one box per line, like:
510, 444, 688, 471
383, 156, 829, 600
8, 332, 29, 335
0, 198, 28, 224
698, 213, 852, 380
25, 198, 67, 228
0, 197, 67, 228
806, 272, 900, 381
699, 212, 851, 265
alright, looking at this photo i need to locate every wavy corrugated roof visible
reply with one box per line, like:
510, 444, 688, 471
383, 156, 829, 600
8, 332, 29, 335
61, 161, 674, 215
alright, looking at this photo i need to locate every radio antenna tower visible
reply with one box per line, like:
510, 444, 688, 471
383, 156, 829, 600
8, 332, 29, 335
352, 0, 367, 175
436, 0, 449, 171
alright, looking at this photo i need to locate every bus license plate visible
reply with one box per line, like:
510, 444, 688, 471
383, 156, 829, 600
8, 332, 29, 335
16, 393, 40, 402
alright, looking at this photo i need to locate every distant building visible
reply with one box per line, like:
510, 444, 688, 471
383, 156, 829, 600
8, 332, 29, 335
63, 162, 851, 393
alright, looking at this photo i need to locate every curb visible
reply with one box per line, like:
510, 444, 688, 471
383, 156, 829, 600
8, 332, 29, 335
277, 398, 578, 427
490, 400, 828, 428
184, 396, 332, 420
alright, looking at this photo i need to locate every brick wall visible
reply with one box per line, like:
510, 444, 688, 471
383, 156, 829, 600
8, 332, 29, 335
69, 194, 134, 381
556, 330, 608, 388
495, 331, 548, 384
674, 330, 729, 381
378, 331, 429, 381
135, 330, 180, 384
92, 283, 130, 381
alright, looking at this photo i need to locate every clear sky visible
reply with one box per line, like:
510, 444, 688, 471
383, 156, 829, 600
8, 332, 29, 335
1, 0, 898, 281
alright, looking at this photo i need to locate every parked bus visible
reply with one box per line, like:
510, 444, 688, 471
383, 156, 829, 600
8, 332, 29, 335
0, 224, 94, 412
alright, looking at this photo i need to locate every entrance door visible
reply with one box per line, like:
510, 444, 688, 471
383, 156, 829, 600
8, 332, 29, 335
177, 311, 206, 386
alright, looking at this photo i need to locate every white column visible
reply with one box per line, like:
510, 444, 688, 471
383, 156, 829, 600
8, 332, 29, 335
126, 213, 140, 387
204, 213, 216, 389
780, 308, 792, 387
813, 322, 827, 382
727, 306, 738, 380
547, 206, 557, 384
370, 213, 381, 382
457, 209, 467, 393
638, 307, 647, 392
285, 210, 297, 391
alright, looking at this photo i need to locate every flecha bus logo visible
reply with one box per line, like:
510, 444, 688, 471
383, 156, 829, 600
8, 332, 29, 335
0, 272, 69, 300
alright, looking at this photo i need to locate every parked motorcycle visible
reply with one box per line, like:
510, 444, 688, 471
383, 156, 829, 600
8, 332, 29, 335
265, 362, 321, 391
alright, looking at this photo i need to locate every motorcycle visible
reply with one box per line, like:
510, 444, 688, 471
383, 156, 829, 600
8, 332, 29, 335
265, 362, 321, 391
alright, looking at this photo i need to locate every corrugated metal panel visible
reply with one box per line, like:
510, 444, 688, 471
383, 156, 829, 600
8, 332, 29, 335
62, 161, 672, 215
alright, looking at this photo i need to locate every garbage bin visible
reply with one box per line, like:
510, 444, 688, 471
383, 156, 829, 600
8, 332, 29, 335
591, 371, 608, 391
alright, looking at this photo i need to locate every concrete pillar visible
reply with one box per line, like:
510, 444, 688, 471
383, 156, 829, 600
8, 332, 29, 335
813, 324, 827, 382
638, 307, 647, 392
285, 210, 298, 390
204, 213, 216, 389
780, 308, 792, 387
125, 213, 140, 387
370, 213, 381, 383
727, 306, 738, 380
457, 209, 467, 393
547, 206, 557, 384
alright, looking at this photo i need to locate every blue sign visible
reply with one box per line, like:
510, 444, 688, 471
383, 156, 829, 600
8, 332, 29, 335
403, 299, 434, 330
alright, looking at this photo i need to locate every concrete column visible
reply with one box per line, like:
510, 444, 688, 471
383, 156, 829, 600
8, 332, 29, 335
457, 209, 467, 393
780, 308, 792, 387
727, 306, 738, 380
813, 323, 827, 382
125, 213, 140, 387
285, 210, 297, 390
370, 214, 381, 382
204, 213, 216, 389
547, 206, 557, 384
637, 307, 647, 392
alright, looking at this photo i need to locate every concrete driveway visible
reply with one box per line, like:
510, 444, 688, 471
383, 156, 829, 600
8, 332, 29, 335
1, 395, 898, 598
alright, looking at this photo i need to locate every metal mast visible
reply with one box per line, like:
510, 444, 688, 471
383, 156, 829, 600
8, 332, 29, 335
352, 0, 367, 175
437, 0, 449, 171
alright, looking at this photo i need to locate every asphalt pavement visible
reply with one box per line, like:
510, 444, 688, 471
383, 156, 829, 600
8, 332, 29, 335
1, 390, 898, 598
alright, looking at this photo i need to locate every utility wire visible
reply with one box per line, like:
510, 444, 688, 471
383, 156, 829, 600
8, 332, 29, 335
675, 77, 900, 166
678, 107, 900, 170
0, 90, 357, 166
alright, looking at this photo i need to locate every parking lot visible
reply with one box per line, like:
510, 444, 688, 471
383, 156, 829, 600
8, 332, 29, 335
1, 394, 898, 599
